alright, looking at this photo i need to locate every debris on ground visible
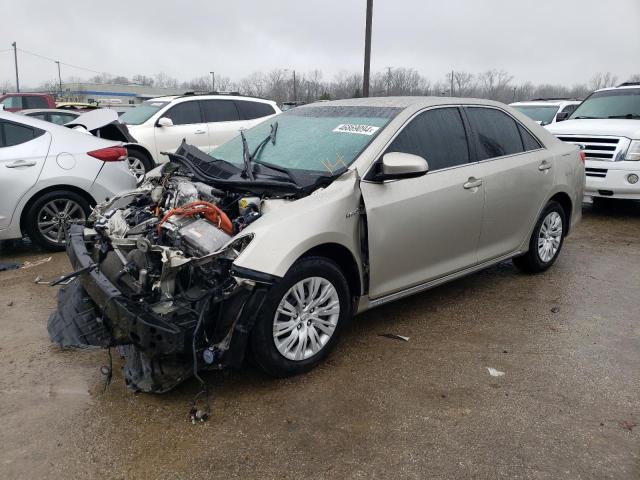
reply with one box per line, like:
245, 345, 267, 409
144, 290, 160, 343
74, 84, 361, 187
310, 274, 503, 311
619, 420, 636, 431
7, 301, 13, 307
378, 333, 410, 342
0, 262, 22, 272
487, 367, 505, 377
21, 257, 52, 269
551, 307, 560, 313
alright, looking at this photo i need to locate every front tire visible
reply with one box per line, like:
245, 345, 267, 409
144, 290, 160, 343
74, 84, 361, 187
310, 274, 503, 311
513, 200, 566, 274
24, 190, 91, 251
250, 257, 352, 377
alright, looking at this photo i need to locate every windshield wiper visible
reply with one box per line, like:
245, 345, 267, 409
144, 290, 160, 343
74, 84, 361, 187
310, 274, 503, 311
573, 116, 601, 119
608, 114, 640, 119
251, 122, 278, 160
240, 129, 255, 181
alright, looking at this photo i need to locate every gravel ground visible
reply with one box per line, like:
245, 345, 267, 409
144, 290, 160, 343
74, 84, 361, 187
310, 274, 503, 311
0, 201, 638, 480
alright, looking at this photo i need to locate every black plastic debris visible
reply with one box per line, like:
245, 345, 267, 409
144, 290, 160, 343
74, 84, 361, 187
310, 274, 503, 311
47, 279, 111, 348
0, 262, 22, 272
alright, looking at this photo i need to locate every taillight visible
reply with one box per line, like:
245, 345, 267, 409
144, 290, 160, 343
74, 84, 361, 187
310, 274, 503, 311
579, 151, 586, 163
87, 146, 127, 162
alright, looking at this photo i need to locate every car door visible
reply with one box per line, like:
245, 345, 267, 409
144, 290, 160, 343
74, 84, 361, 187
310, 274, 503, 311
201, 99, 243, 151
464, 106, 554, 262
154, 100, 208, 154
360, 107, 485, 299
0, 120, 50, 229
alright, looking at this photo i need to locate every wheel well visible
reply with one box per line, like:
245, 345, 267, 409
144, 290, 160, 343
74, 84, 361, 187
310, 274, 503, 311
298, 243, 362, 298
20, 185, 96, 233
125, 144, 155, 166
549, 192, 573, 233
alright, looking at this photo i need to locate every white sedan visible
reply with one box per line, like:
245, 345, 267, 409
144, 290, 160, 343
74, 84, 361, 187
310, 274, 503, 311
0, 111, 137, 250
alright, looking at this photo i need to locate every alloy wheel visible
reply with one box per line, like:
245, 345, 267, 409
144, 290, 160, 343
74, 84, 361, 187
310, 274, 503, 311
537, 211, 563, 262
273, 277, 340, 361
127, 156, 146, 182
37, 198, 86, 245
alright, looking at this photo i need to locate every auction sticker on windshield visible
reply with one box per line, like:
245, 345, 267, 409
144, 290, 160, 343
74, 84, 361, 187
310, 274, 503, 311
333, 124, 380, 135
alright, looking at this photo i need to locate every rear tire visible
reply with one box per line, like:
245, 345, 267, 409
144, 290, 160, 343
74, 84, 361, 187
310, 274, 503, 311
24, 190, 91, 251
250, 257, 352, 377
513, 200, 566, 274
126, 150, 153, 183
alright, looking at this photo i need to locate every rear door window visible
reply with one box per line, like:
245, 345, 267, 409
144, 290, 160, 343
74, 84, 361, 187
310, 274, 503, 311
386, 107, 470, 171
235, 100, 276, 120
24, 96, 49, 109
50, 113, 77, 125
0, 121, 44, 147
465, 107, 524, 160
164, 101, 203, 125
201, 100, 240, 122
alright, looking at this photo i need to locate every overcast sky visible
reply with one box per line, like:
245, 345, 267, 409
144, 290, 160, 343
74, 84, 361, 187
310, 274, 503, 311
2, 0, 639, 89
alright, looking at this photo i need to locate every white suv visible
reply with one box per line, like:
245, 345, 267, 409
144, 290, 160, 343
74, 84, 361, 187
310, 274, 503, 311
118, 93, 280, 174
510, 99, 582, 126
546, 83, 640, 202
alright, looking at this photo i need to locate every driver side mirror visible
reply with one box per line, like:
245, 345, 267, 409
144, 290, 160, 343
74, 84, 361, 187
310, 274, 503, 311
157, 117, 173, 127
373, 152, 429, 182
555, 112, 569, 122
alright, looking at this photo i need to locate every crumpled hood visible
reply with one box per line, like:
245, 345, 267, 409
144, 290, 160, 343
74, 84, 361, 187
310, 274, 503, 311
546, 119, 640, 140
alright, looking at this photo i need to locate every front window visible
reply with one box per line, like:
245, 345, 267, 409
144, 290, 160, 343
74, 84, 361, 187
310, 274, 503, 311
569, 88, 640, 120
210, 105, 401, 174
511, 105, 559, 125
119, 100, 169, 125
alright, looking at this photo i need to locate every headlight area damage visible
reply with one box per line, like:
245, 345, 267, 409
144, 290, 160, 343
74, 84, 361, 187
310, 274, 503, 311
47, 143, 326, 393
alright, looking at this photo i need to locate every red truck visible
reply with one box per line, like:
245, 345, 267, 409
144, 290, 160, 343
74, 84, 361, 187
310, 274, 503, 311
0, 92, 56, 112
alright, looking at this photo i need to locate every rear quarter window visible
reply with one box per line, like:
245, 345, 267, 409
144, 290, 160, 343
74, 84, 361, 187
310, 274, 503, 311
235, 100, 276, 120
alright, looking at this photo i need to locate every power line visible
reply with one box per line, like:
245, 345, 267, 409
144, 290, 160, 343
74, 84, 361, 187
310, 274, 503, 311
16, 47, 129, 78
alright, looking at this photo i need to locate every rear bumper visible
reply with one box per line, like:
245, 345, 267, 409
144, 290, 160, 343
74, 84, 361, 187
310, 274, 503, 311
585, 160, 640, 200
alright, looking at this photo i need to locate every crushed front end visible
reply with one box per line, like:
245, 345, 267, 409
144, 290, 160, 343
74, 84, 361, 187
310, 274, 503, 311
47, 146, 302, 393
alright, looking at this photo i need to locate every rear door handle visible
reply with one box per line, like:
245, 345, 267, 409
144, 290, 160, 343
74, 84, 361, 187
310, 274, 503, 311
463, 177, 483, 189
194, 130, 207, 135
6, 160, 37, 168
538, 161, 552, 171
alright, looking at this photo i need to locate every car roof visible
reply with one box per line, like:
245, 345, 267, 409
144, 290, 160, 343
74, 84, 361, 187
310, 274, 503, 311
296, 96, 509, 110
595, 84, 640, 93
20, 108, 81, 115
146, 94, 277, 105
510, 99, 581, 106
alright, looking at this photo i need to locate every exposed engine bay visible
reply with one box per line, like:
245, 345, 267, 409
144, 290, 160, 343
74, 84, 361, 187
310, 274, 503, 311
48, 142, 332, 393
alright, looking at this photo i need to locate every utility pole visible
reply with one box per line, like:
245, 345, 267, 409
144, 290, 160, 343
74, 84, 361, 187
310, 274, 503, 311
292, 70, 297, 102
450, 70, 454, 97
210, 71, 215, 91
11, 42, 19, 92
55, 61, 62, 93
385, 66, 392, 95
362, 0, 373, 97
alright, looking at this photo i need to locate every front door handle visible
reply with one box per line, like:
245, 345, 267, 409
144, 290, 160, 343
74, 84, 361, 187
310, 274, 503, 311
6, 160, 37, 168
538, 161, 552, 171
194, 130, 207, 135
463, 177, 483, 189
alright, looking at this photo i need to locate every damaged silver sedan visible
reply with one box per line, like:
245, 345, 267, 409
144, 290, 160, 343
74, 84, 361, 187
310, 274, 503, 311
48, 97, 584, 393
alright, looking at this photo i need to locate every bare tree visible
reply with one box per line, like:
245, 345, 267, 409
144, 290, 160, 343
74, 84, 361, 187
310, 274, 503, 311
452, 71, 475, 97
478, 69, 514, 102
589, 72, 618, 90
